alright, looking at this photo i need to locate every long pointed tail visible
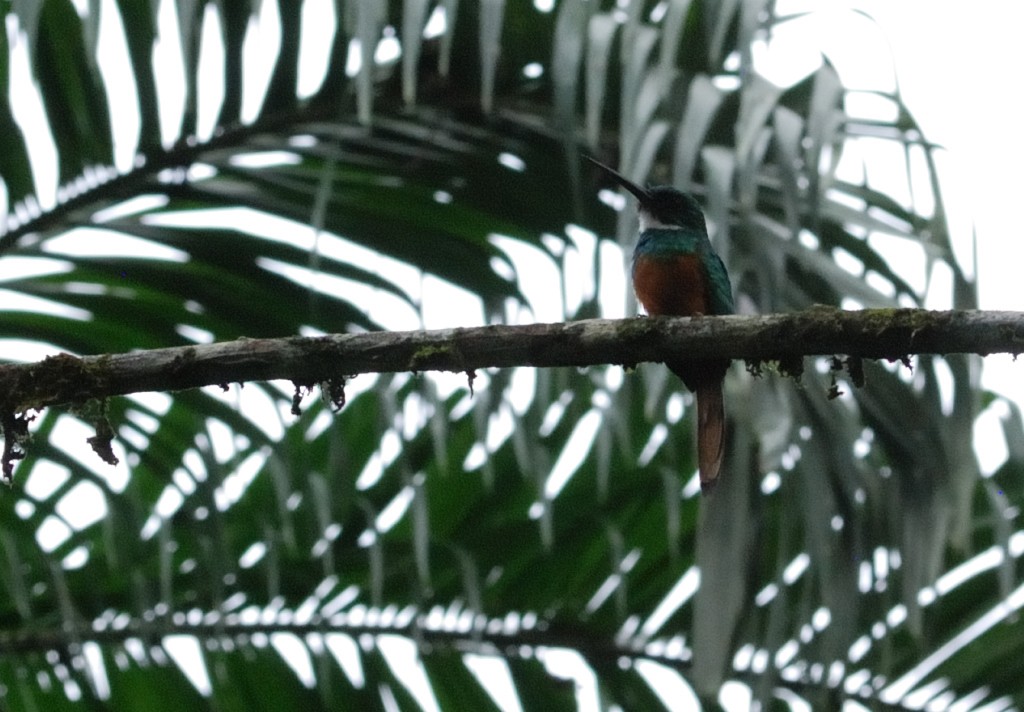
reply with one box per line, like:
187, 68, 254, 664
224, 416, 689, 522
696, 380, 725, 492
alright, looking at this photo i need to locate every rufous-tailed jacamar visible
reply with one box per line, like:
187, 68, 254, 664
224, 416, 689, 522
589, 157, 734, 491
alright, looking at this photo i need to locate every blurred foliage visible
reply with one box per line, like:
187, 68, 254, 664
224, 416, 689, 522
0, 1, 1021, 710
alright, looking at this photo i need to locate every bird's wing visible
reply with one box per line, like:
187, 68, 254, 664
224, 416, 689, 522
704, 252, 735, 315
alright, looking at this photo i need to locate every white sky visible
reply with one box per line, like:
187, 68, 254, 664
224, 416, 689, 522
867, 1, 1024, 312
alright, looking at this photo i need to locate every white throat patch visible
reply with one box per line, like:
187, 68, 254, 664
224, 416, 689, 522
638, 209, 682, 232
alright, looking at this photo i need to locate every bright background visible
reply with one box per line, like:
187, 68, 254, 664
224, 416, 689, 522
856, 1, 1024, 473
867, 1, 1024, 314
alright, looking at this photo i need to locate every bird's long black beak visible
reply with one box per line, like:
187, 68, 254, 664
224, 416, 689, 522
585, 156, 651, 204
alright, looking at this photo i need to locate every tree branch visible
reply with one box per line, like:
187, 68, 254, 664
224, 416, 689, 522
2, 308, 1022, 415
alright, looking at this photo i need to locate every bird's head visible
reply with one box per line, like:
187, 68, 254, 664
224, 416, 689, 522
587, 157, 706, 233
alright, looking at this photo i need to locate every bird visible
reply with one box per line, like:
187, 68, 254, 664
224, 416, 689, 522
588, 156, 734, 491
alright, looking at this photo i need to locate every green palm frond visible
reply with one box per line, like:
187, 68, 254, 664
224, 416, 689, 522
0, 1, 1018, 710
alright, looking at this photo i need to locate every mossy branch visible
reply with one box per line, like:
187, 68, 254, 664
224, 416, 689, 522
1, 308, 1021, 416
